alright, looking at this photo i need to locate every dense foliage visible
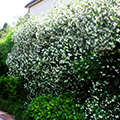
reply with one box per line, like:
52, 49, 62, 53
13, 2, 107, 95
6, 0, 120, 100
0, 23, 12, 39
81, 80, 120, 120
0, 0, 119, 120
28, 81, 120, 120
0, 76, 27, 103
73, 42, 120, 96
0, 98, 31, 120
0, 31, 14, 76
28, 93, 84, 120
0, 28, 29, 120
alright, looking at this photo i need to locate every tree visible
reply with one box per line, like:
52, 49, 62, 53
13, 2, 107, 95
0, 23, 11, 39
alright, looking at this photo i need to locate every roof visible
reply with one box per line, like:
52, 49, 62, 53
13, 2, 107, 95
25, 0, 43, 8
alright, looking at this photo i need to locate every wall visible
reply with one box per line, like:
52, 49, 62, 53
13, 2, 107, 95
29, 0, 79, 16
30, 0, 54, 16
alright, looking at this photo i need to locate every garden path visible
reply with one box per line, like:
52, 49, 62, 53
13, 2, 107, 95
0, 110, 15, 120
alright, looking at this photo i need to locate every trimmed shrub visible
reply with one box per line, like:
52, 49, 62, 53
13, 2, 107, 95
6, 0, 120, 100
0, 76, 27, 103
28, 93, 84, 120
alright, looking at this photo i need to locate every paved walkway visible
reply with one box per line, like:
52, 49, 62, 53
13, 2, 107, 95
0, 110, 15, 120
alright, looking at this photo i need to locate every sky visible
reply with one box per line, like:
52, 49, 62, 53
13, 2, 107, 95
0, 0, 31, 28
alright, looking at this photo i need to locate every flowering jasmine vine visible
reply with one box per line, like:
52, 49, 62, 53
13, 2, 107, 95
6, 0, 120, 100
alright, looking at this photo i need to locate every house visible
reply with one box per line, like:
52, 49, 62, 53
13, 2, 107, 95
25, 0, 55, 16
25, 0, 77, 16
25, 0, 120, 17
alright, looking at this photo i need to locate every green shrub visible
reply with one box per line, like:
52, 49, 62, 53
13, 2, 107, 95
28, 93, 84, 120
0, 76, 27, 103
99, 42, 120, 84
72, 41, 120, 96
6, 0, 120, 100
0, 31, 14, 76
80, 80, 120, 120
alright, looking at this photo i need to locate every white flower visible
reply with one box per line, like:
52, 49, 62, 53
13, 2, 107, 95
113, 22, 117, 27
99, 115, 103, 119
117, 29, 120, 33
102, 74, 106, 76
115, 115, 119, 118
6, 0, 120, 100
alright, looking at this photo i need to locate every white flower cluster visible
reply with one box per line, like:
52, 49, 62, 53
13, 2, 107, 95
6, 0, 120, 100
81, 81, 120, 120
